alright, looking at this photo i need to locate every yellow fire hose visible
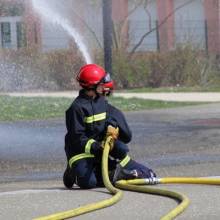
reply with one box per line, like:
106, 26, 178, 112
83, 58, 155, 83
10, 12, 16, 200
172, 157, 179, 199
34, 136, 220, 220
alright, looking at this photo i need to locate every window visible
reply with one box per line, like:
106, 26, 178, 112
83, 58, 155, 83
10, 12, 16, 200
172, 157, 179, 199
1, 22, 11, 48
0, 1, 25, 49
16, 22, 26, 48
0, 17, 26, 49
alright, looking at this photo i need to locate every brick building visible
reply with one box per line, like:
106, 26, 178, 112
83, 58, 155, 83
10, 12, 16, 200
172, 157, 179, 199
0, 0, 220, 54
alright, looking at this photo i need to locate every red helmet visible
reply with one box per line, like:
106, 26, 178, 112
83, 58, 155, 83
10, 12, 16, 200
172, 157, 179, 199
76, 64, 114, 94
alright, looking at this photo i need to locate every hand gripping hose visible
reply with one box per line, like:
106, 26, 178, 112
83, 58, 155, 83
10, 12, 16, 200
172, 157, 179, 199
34, 136, 220, 220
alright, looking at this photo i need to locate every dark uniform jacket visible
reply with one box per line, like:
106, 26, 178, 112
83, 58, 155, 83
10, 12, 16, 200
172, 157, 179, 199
65, 89, 132, 164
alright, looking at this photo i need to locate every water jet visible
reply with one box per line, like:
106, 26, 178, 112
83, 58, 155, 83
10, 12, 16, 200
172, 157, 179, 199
31, 0, 92, 64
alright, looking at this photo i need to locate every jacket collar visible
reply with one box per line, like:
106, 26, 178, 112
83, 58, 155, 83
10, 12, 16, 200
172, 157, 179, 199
79, 89, 100, 101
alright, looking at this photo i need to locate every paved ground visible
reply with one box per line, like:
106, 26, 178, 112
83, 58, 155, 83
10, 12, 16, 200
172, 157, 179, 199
1, 179, 220, 220
1, 92, 220, 219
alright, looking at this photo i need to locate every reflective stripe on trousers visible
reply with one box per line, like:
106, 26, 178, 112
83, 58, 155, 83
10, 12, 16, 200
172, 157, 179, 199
69, 153, 94, 168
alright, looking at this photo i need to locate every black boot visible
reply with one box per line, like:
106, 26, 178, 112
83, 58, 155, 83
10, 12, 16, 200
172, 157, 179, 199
63, 166, 75, 189
113, 160, 156, 182
123, 159, 156, 179
113, 164, 138, 182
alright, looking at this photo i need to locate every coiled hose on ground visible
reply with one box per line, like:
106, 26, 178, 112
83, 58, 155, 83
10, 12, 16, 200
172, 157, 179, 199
34, 136, 220, 220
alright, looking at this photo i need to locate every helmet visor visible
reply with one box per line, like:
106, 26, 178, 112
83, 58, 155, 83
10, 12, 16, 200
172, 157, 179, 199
101, 73, 111, 83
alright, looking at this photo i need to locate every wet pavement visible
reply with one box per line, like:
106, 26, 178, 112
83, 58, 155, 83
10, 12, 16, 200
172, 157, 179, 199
0, 120, 66, 183
1, 103, 220, 182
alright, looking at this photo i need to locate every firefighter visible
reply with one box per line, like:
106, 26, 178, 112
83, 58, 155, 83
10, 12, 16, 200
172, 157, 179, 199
63, 64, 156, 189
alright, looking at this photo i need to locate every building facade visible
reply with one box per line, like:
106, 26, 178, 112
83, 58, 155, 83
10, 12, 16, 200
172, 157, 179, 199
0, 0, 220, 54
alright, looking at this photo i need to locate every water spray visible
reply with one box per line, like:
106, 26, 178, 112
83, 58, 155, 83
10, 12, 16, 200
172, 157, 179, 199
31, 0, 92, 64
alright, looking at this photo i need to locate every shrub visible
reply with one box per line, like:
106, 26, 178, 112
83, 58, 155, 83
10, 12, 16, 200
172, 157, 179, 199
110, 45, 220, 89
111, 50, 149, 89
46, 49, 84, 90
0, 47, 84, 92
0, 47, 53, 92
1, 45, 220, 92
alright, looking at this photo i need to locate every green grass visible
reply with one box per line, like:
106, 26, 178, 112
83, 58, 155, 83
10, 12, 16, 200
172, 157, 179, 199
108, 97, 201, 111
120, 86, 220, 93
0, 95, 202, 121
0, 96, 74, 121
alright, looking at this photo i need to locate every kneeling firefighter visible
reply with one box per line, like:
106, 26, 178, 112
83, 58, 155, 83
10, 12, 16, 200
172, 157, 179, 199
63, 64, 156, 189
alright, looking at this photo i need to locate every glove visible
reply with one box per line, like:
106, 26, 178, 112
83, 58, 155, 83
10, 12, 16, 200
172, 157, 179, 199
101, 125, 119, 152
104, 125, 119, 151
106, 125, 119, 140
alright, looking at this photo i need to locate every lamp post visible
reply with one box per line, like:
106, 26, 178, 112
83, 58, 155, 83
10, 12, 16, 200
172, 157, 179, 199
102, 0, 113, 74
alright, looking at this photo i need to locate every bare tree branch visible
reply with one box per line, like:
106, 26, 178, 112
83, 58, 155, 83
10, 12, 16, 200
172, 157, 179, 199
143, 0, 152, 31
112, 22, 119, 49
112, 0, 144, 49
129, 0, 196, 57
70, 5, 103, 49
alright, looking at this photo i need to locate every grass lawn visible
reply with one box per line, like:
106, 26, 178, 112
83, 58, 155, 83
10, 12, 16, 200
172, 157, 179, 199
0, 95, 203, 121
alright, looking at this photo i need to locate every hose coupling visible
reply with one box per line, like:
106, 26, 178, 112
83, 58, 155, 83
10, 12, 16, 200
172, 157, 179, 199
146, 177, 160, 185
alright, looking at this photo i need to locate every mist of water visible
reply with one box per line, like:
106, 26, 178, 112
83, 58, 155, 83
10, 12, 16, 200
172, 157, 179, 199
31, 0, 92, 64
0, 61, 58, 92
